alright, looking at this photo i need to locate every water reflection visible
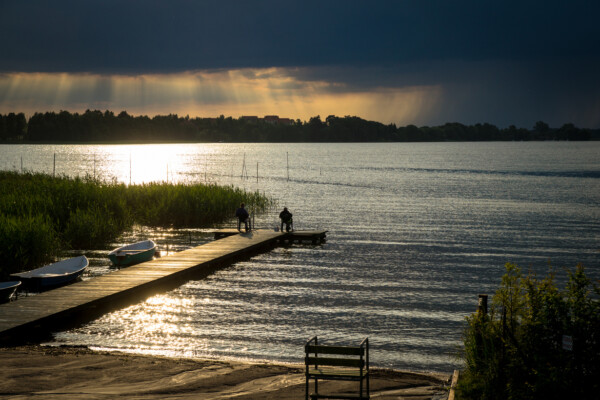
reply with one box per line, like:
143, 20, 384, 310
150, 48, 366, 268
1, 142, 597, 373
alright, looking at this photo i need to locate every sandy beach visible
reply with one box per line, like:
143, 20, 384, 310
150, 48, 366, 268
0, 346, 451, 399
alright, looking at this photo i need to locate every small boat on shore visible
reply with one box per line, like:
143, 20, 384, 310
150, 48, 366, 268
108, 240, 157, 267
0, 281, 21, 302
10, 256, 88, 291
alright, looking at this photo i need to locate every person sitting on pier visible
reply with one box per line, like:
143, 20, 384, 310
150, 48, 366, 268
236, 203, 250, 232
279, 207, 293, 232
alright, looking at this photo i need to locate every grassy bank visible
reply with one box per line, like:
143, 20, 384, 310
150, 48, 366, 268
0, 171, 272, 279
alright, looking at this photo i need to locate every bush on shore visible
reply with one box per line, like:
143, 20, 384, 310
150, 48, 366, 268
457, 263, 600, 400
0, 171, 272, 279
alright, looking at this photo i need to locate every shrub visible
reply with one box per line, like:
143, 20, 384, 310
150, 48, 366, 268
458, 263, 600, 399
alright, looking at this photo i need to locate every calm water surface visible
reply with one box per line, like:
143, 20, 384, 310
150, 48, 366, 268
1, 142, 598, 373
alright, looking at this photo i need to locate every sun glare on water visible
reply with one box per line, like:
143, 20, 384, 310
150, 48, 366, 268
105, 144, 206, 185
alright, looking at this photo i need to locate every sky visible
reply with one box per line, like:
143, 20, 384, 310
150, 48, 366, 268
1, 1, 599, 128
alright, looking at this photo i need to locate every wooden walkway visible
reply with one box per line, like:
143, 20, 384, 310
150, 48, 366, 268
214, 229, 327, 244
0, 229, 317, 345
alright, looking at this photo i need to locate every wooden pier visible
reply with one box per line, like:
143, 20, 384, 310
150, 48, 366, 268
0, 229, 326, 345
214, 229, 327, 244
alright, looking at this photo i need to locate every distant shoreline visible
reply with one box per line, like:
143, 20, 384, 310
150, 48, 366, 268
2, 111, 598, 142
1, 138, 599, 145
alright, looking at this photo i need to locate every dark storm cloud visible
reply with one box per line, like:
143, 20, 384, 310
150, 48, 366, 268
1, 1, 599, 127
1, 1, 598, 73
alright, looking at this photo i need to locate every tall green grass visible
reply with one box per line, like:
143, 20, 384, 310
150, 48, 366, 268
0, 214, 59, 278
124, 181, 270, 227
0, 171, 272, 279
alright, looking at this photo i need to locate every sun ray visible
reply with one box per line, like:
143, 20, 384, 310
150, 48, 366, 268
0, 69, 443, 125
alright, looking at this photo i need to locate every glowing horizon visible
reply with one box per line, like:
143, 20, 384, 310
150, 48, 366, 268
0, 69, 442, 126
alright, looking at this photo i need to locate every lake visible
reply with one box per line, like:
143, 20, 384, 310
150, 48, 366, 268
1, 141, 598, 373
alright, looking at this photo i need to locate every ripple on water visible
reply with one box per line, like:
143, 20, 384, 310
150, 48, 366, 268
29, 142, 599, 373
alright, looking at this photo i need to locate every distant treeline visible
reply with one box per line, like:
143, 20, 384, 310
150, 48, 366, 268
0, 110, 597, 142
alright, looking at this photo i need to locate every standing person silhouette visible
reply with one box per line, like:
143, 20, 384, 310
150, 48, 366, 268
236, 203, 250, 232
279, 207, 293, 232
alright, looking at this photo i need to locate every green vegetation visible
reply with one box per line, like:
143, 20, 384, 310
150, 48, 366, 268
1, 110, 597, 142
0, 171, 271, 279
458, 263, 600, 400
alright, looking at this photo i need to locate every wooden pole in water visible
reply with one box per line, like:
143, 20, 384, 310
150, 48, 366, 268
241, 153, 246, 179
286, 152, 289, 181
256, 162, 259, 183
53, 153, 56, 177
20, 156, 23, 173
93, 154, 96, 180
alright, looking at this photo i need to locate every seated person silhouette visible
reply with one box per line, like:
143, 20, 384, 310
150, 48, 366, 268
235, 203, 250, 232
279, 207, 293, 232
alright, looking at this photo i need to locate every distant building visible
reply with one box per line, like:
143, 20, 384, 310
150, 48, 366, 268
238, 115, 294, 125
263, 115, 280, 124
278, 118, 294, 125
262, 115, 294, 125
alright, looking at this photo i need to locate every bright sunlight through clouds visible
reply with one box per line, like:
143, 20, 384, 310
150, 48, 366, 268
0, 69, 442, 125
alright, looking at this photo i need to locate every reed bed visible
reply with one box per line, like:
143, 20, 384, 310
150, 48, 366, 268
0, 171, 272, 279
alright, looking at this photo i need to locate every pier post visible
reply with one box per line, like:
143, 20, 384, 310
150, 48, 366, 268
478, 294, 488, 315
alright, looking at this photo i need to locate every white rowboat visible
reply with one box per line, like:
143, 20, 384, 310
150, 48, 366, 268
10, 256, 88, 291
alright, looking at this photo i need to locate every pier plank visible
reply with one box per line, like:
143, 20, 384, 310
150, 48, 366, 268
0, 229, 325, 345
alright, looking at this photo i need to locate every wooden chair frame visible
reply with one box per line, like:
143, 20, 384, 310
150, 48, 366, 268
305, 336, 370, 400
